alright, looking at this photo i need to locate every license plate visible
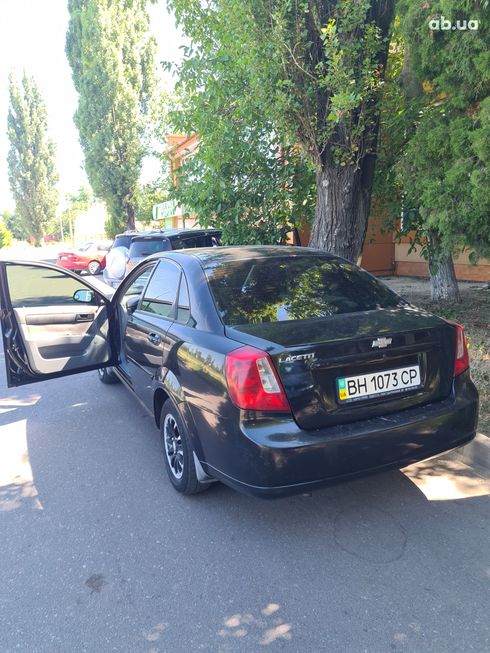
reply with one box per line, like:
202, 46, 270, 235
337, 365, 421, 403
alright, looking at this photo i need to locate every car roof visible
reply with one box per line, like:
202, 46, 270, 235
147, 245, 337, 266
116, 228, 221, 239
129, 229, 220, 243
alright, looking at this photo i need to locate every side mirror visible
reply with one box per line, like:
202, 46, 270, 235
73, 288, 95, 304
126, 294, 140, 314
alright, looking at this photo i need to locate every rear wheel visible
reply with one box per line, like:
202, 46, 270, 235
87, 260, 101, 275
97, 367, 120, 385
160, 399, 208, 495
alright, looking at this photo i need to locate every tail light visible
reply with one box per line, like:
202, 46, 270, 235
451, 322, 469, 376
225, 346, 290, 412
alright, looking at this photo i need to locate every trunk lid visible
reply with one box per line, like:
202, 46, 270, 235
226, 307, 455, 430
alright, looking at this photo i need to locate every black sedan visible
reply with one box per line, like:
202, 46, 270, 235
0, 247, 478, 497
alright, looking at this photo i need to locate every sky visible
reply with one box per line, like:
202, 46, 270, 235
0, 0, 183, 213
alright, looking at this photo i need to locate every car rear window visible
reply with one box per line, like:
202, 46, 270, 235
171, 233, 220, 249
205, 255, 404, 326
129, 239, 170, 257
112, 235, 133, 249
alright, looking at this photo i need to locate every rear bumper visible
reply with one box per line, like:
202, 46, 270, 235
202, 372, 479, 498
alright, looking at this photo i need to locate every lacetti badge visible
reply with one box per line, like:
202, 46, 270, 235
282, 352, 315, 363
372, 337, 392, 349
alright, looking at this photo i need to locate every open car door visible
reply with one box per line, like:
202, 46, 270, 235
0, 261, 118, 388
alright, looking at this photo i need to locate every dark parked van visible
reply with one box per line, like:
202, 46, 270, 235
126, 230, 222, 274
103, 228, 221, 287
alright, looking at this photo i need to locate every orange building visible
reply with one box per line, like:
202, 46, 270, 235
160, 134, 490, 282
152, 134, 200, 230
360, 213, 489, 281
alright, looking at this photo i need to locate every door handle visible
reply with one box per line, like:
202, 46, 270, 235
148, 332, 162, 345
75, 313, 94, 322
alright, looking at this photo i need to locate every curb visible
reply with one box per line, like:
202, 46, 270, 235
454, 432, 490, 475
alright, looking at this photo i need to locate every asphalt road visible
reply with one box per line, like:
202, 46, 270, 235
1, 347, 489, 652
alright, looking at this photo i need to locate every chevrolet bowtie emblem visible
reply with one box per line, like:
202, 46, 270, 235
372, 337, 392, 348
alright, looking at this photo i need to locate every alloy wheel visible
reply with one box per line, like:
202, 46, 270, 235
163, 413, 184, 479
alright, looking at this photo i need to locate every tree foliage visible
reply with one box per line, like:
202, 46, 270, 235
171, 135, 316, 245
169, 0, 394, 258
66, 0, 156, 236
2, 209, 28, 241
380, 0, 490, 300
0, 220, 13, 248
136, 178, 169, 225
396, 0, 490, 261
7, 74, 59, 246
166, 2, 315, 245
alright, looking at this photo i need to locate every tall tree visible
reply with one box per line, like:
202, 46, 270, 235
7, 74, 59, 246
66, 0, 156, 235
395, 0, 490, 301
170, 0, 395, 260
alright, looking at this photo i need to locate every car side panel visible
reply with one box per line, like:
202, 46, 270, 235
163, 322, 249, 475
158, 370, 207, 464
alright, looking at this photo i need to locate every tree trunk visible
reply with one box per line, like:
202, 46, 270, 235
126, 203, 136, 231
309, 155, 374, 262
307, 1, 394, 262
428, 231, 460, 302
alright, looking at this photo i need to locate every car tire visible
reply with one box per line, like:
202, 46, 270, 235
87, 260, 101, 275
97, 367, 120, 385
160, 399, 208, 495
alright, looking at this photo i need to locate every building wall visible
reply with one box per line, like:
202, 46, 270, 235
153, 134, 200, 230
395, 242, 490, 281
360, 212, 395, 276
360, 209, 489, 282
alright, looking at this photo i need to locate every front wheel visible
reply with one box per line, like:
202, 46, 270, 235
87, 260, 101, 275
97, 367, 120, 385
160, 399, 208, 495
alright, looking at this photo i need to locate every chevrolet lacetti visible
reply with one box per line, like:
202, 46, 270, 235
0, 247, 479, 497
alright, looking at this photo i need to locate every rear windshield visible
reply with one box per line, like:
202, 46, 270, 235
171, 233, 221, 249
129, 239, 170, 257
113, 235, 133, 249
205, 255, 404, 326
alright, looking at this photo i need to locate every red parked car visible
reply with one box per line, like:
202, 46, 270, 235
56, 241, 112, 275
